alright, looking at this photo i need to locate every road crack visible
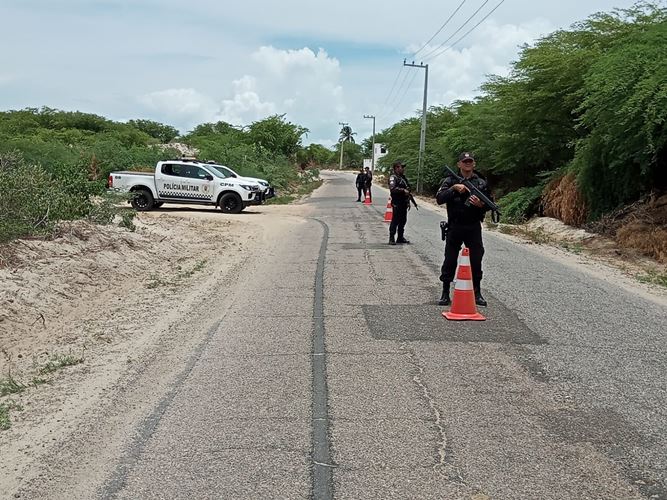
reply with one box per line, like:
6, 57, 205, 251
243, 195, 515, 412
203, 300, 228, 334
401, 342, 465, 484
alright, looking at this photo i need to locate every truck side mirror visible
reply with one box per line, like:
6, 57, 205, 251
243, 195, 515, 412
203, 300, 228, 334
204, 174, 213, 181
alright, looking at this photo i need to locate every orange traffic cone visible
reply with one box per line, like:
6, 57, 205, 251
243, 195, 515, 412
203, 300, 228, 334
383, 198, 393, 223
363, 190, 372, 205
443, 247, 486, 321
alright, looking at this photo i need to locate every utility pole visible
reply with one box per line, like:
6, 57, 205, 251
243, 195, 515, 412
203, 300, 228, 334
363, 115, 376, 173
403, 60, 428, 194
338, 121, 348, 170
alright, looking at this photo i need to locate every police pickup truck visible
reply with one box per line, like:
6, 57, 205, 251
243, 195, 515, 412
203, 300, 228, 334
108, 158, 264, 213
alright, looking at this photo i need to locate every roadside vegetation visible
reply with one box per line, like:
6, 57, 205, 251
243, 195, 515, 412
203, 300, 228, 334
373, 3, 666, 263
0, 110, 334, 246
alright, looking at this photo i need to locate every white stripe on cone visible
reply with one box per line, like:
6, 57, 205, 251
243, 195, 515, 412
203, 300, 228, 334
454, 279, 474, 291
459, 255, 470, 266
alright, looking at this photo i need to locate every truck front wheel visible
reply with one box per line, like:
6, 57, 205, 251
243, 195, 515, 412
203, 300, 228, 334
131, 189, 154, 211
219, 193, 243, 214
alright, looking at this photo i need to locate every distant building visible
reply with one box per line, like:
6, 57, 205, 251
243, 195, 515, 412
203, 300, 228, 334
363, 144, 388, 172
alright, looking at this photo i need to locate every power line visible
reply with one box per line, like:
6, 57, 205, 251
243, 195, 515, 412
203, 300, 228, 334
425, 0, 506, 62
412, 0, 468, 58
419, 0, 491, 61
381, 0, 467, 117
382, 64, 405, 107
380, 67, 412, 119
381, 70, 419, 120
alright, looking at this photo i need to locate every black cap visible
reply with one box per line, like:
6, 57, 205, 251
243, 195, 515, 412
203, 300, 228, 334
458, 152, 475, 162
392, 160, 406, 168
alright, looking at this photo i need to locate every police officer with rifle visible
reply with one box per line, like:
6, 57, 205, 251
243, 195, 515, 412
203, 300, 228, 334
436, 152, 500, 306
388, 160, 418, 245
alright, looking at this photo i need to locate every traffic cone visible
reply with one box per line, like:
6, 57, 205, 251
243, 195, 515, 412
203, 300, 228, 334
383, 198, 393, 223
443, 247, 486, 321
363, 190, 372, 205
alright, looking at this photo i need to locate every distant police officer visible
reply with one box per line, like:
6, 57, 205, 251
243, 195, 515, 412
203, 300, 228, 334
355, 167, 366, 202
436, 152, 491, 306
388, 160, 412, 245
364, 166, 373, 201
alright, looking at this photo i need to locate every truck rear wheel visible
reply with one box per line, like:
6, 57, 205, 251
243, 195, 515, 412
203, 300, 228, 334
131, 189, 154, 211
219, 193, 243, 214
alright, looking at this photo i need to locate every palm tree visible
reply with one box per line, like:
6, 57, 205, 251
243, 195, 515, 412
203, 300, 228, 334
338, 125, 356, 169
339, 125, 356, 144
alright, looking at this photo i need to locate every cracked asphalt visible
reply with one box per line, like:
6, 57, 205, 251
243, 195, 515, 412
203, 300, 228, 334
16, 171, 667, 500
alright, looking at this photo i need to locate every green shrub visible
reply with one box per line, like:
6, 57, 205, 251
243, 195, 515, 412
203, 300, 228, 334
497, 185, 544, 224
0, 152, 131, 242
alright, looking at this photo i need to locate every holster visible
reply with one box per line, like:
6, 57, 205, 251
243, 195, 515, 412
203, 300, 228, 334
440, 221, 449, 241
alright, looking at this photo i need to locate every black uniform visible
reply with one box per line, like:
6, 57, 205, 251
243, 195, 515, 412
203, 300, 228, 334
388, 172, 411, 243
364, 170, 373, 201
355, 172, 367, 201
436, 171, 491, 292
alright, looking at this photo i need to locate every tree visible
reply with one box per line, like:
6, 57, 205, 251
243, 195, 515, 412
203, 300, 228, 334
333, 142, 363, 168
247, 114, 309, 159
337, 125, 357, 168
339, 125, 356, 144
574, 9, 667, 216
127, 119, 179, 143
297, 143, 335, 167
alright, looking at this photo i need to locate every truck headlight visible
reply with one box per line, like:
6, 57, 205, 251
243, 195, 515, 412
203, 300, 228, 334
240, 184, 254, 190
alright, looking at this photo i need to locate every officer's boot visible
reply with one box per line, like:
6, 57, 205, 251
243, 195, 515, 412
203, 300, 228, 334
396, 230, 410, 244
473, 279, 487, 307
438, 282, 451, 306
388, 233, 396, 245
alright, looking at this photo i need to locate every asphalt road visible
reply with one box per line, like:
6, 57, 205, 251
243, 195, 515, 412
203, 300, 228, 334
18, 171, 667, 499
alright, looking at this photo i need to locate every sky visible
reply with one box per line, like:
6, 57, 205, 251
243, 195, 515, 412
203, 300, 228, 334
0, 0, 652, 146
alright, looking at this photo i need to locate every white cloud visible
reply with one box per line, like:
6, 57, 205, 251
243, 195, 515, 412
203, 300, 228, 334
134, 46, 345, 133
253, 47, 340, 79
216, 89, 276, 125
138, 88, 218, 129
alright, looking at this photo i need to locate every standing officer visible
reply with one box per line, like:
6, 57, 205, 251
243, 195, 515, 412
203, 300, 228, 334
355, 167, 366, 202
436, 152, 491, 306
388, 160, 412, 245
364, 166, 373, 201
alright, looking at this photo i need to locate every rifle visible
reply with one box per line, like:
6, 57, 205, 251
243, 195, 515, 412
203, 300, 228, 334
444, 165, 501, 223
408, 193, 419, 210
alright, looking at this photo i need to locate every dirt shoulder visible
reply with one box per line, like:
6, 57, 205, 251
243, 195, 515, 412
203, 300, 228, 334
0, 203, 312, 497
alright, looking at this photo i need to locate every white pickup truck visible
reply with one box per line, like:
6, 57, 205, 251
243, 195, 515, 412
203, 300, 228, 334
107, 159, 264, 213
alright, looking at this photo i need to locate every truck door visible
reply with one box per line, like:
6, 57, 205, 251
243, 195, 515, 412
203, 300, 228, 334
156, 163, 214, 202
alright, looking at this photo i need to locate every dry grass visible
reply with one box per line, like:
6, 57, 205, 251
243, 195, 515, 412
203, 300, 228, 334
542, 173, 588, 227
587, 193, 667, 264
617, 223, 667, 264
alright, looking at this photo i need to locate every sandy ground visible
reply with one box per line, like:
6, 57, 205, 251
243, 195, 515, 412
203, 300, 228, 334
0, 202, 312, 497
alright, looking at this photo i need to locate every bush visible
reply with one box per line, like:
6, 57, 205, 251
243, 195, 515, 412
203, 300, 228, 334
0, 152, 131, 242
497, 185, 544, 224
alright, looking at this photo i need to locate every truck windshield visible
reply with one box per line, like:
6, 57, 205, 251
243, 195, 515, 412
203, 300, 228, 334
215, 166, 235, 177
208, 167, 227, 178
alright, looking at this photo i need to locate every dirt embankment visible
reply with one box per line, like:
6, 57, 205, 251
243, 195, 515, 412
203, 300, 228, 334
0, 213, 247, 379
0, 209, 257, 448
